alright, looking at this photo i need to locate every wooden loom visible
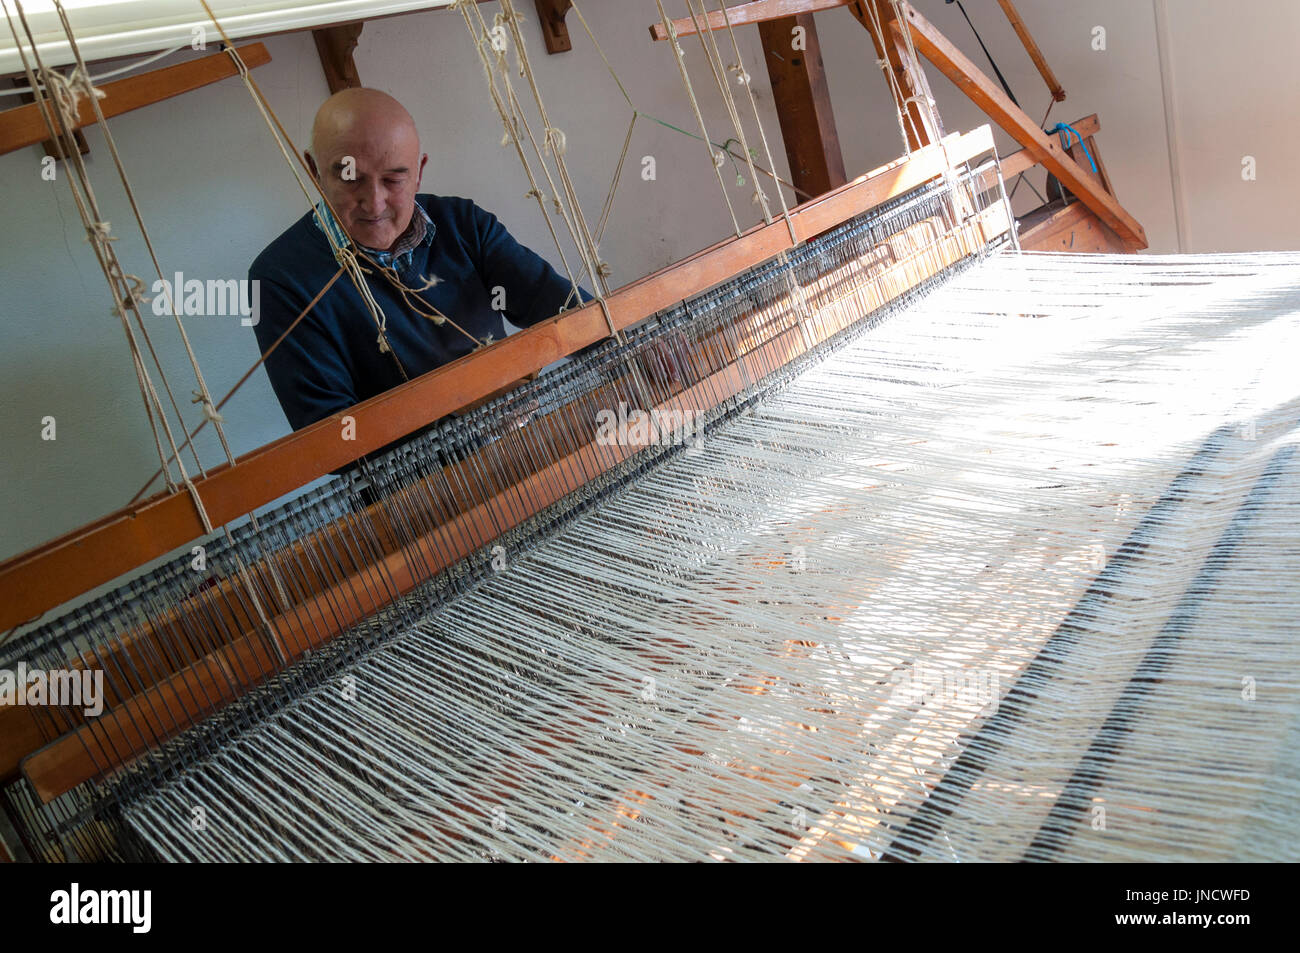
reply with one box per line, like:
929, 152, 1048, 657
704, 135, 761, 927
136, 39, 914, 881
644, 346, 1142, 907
0, 0, 1149, 862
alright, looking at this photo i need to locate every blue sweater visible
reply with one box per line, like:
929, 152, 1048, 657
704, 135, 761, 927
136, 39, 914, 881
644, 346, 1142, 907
250, 194, 583, 431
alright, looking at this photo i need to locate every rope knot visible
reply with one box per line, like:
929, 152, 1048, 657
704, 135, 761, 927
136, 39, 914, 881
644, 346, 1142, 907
193, 391, 225, 424
377, 332, 392, 354
727, 64, 750, 85
545, 126, 567, 156
596, 261, 613, 278
85, 220, 114, 243
67, 65, 106, 105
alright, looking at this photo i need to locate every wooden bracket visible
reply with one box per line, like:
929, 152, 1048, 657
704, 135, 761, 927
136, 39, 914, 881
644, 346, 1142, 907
312, 22, 364, 93
535, 0, 574, 54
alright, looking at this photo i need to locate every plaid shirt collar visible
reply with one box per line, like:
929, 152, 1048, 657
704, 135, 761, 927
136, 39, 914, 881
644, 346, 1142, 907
312, 199, 435, 272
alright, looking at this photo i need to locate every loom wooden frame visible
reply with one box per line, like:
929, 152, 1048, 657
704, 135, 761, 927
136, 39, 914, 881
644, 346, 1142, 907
0, 126, 995, 636
648, 0, 1144, 250
5, 127, 1010, 802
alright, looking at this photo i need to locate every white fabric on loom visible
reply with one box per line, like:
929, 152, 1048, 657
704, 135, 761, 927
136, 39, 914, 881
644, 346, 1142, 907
123, 250, 1300, 861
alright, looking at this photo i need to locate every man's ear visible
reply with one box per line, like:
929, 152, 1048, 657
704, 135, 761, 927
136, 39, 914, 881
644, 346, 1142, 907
304, 150, 319, 181
417, 153, 428, 187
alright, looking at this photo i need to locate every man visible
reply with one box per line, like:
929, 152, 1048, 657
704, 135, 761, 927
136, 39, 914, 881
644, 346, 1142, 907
250, 88, 586, 432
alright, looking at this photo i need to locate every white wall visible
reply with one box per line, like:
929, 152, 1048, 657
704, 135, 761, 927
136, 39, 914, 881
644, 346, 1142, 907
1, 0, 1297, 565
815, 0, 1300, 254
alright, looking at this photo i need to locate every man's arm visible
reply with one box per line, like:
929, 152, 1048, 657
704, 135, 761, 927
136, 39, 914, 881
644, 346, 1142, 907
251, 274, 360, 431
469, 202, 592, 328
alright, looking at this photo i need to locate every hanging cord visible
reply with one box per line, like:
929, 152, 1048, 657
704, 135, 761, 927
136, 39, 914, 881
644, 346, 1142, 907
51, 0, 236, 468
683, 0, 771, 224
497, 0, 616, 299
454, 1, 589, 315
129, 264, 348, 503
568, 0, 809, 249
946, 0, 1020, 108
860, 0, 927, 155
654, 0, 743, 237
4, 0, 215, 531
710, 0, 799, 242
1048, 121, 1098, 173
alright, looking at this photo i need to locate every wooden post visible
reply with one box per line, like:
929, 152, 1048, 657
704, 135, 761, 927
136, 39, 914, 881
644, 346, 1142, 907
758, 13, 847, 198
312, 22, 364, 94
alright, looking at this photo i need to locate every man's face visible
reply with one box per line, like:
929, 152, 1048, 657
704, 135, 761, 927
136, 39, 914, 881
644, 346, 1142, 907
308, 120, 427, 253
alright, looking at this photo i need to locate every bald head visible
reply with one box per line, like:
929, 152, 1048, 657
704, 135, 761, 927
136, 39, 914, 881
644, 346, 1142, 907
304, 88, 427, 253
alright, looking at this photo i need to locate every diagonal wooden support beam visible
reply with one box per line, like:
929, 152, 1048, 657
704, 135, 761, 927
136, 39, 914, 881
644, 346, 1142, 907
892, 3, 1146, 250
0, 43, 271, 157
996, 0, 1065, 102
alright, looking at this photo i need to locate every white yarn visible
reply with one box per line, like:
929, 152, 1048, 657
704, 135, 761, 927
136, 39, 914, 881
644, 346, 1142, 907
121, 251, 1300, 862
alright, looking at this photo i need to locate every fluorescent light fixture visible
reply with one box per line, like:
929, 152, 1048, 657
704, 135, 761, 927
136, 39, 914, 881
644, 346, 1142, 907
0, 0, 454, 75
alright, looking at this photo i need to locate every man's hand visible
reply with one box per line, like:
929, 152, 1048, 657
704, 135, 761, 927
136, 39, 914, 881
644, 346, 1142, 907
638, 334, 687, 393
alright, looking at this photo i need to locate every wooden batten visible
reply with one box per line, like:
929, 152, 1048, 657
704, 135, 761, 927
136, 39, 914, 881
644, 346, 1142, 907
0, 44, 271, 158
995, 0, 1065, 102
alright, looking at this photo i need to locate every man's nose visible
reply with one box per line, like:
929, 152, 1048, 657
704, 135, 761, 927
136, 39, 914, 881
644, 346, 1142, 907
357, 179, 385, 213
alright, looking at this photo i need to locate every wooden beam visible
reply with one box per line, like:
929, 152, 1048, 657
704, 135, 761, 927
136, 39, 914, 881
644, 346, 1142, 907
534, 0, 574, 54
891, 4, 1146, 250
848, 1, 941, 149
758, 13, 847, 198
0, 127, 996, 635
0, 43, 271, 158
995, 0, 1065, 102
7, 77, 88, 159
1019, 200, 1127, 254
649, 0, 851, 41
312, 22, 363, 94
